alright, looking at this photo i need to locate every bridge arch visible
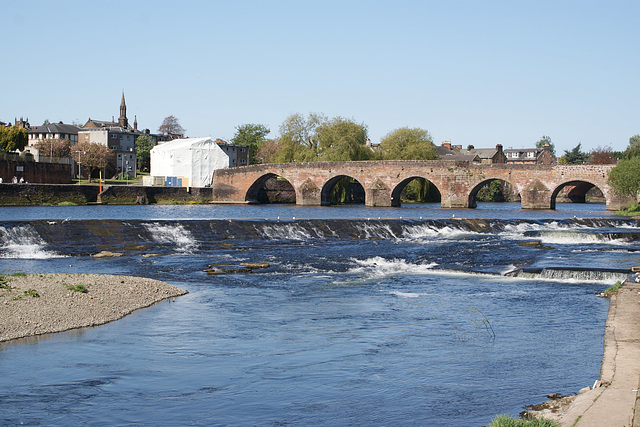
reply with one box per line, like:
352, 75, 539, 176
211, 162, 627, 210
321, 175, 365, 206
468, 178, 520, 208
390, 176, 442, 207
245, 173, 296, 204
550, 180, 605, 209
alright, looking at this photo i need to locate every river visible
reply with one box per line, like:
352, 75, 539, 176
0, 202, 637, 426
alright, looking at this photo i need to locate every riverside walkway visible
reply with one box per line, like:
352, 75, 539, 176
559, 281, 640, 426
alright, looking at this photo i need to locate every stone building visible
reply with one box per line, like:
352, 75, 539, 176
504, 145, 556, 165
81, 92, 170, 177
437, 142, 506, 164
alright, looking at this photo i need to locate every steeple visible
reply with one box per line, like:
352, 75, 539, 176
118, 91, 128, 128
134, 115, 138, 131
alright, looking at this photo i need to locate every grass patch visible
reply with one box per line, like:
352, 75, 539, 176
602, 281, 622, 298
23, 289, 39, 298
65, 283, 88, 293
0, 276, 10, 289
615, 202, 640, 217
57, 201, 78, 206
488, 414, 559, 427
10, 272, 27, 277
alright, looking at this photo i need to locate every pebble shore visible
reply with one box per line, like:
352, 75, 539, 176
0, 273, 187, 342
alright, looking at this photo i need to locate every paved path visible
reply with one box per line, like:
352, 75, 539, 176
559, 281, 640, 427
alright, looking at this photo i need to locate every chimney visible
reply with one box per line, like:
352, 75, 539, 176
496, 144, 503, 152
441, 141, 451, 150
467, 145, 474, 150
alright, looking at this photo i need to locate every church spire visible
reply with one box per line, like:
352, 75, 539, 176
118, 91, 128, 128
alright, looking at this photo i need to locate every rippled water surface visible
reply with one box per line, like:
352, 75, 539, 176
0, 203, 636, 426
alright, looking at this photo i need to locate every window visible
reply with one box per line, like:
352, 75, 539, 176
240, 159, 246, 164
240, 147, 246, 152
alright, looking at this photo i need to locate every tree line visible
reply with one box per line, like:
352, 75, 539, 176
1, 114, 638, 202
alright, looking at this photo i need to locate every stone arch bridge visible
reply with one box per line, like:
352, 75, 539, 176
211, 160, 632, 210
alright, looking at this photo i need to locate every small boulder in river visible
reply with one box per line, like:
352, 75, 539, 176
204, 262, 270, 275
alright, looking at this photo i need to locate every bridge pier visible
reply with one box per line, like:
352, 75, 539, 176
606, 193, 638, 211
521, 179, 553, 210
366, 179, 392, 207
440, 192, 471, 209
296, 179, 322, 206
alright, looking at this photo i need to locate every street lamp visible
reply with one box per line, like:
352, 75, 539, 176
75, 150, 86, 182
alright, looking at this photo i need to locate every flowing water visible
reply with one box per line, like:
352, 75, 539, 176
0, 203, 637, 426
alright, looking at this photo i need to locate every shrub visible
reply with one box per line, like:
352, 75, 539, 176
488, 414, 559, 426
0, 276, 10, 289
65, 283, 88, 293
615, 202, 640, 217
24, 289, 39, 298
602, 281, 622, 298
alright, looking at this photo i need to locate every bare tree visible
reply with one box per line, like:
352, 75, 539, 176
589, 145, 617, 164
158, 115, 185, 137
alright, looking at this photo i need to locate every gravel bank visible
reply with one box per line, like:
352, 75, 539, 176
0, 273, 187, 342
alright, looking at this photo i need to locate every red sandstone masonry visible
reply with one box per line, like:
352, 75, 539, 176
212, 161, 634, 210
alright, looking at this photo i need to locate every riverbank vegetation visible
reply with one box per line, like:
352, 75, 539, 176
608, 135, 640, 209
602, 281, 623, 298
488, 414, 558, 427
615, 202, 640, 217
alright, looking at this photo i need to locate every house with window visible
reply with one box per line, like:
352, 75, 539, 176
24, 122, 80, 162
504, 145, 556, 165
81, 92, 171, 177
437, 142, 506, 164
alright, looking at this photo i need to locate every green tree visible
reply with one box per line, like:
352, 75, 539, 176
74, 141, 115, 181
135, 135, 156, 172
378, 127, 437, 160
0, 126, 28, 152
536, 135, 556, 156
34, 138, 72, 158
561, 143, 589, 164
316, 117, 370, 161
608, 157, 640, 197
622, 134, 640, 159
231, 124, 270, 164
274, 113, 325, 163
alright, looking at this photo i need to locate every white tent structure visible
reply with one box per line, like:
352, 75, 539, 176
150, 137, 229, 187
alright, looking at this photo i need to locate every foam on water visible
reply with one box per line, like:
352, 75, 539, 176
536, 231, 634, 245
258, 223, 315, 240
402, 223, 482, 240
143, 223, 196, 252
0, 225, 65, 259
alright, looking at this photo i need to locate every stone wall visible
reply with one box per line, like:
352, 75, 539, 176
0, 184, 212, 206
0, 160, 73, 184
0, 184, 100, 205
98, 185, 213, 204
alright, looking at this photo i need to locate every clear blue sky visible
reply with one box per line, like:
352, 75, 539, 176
2, 0, 638, 154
